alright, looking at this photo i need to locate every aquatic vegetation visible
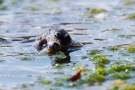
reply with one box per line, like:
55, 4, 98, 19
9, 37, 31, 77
48, 88, 55, 90
81, 7, 104, 18
11, 0, 23, 5
126, 13, 135, 19
110, 86, 119, 90
39, 78, 52, 85
51, 51, 67, 61
107, 46, 119, 51
0, 0, 3, 4
40, 79, 52, 85
118, 35, 132, 39
111, 72, 130, 79
0, 59, 5, 62
54, 79, 63, 86
122, 84, 135, 90
20, 55, 35, 60
87, 49, 101, 55
126, 45, 135, 53
5, 30, 9, 33
93, 66, 107, 75
55, 63, 63, 68
49, 0, 59, 2
68, 83, 76, 87
123, 0, 135, 5
85, 73, 105, 83
89, 7, 104, 14
0, 5, 6, 10
91, 54, 109, 64
109, 60, 135, 72
72, 66, 86, 72
110, 79, 125, 86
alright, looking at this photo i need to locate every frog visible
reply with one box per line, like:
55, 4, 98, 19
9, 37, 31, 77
34, 28, 73, 53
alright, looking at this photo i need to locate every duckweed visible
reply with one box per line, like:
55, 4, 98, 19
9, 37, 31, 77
93, 66, 107, 75
21, 84, 27, 88
126, 13, 135, 19
20, 55, 35, 60
48, 88, 55, 90
20, 56, 28, 60
89, 7, 104, 14
86, 73, 105, 83
88, 49, 101, 55
111, 72, 130, 79
54, 79, 63, 86
69, 83, 76, 87
123, 0, 135, 5
5, 30, 9, 33
0, 5, 6, 10
109, 60, 135, 72
72, 66, 86, 72
107, 46, 118, 51
23, 6, 38, 11
122, 84, 135, 90
53, 51, 66, 59
11, 0, 23, 5
91, 54, 109, 64
40, 79, 52, 85
110, 79, 125, 86
126, 45, 135, 53
110, 86, 119, 90
55, 64, 62, 68
0, 59, 5, 62
0, 0, 3, 4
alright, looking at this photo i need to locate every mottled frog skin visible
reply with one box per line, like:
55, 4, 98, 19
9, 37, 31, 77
35, 28, 72, 52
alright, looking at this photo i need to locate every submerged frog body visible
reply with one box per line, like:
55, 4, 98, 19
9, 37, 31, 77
35, 28, 72, 52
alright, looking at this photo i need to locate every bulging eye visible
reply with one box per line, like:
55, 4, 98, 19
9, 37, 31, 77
54, 33, 60, 39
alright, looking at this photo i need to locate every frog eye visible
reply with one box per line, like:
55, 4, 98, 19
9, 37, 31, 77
54, 33, 60, 39
64, 34, 70, 39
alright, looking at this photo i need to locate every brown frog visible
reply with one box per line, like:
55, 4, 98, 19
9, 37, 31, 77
34, 28, 72, 52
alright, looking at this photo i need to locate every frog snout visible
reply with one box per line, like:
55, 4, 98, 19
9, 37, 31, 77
34, 39, 47, 51
48, 43, 59, 51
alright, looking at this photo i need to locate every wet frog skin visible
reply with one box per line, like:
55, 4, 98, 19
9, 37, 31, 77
35, 28, 72, 52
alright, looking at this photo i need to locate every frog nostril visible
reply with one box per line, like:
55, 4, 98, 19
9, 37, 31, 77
53, 43, 59, 48
38, 39, 47, 47
48, 43, 59, 51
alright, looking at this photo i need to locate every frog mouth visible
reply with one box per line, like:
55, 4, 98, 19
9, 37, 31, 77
47, 42, 60, 51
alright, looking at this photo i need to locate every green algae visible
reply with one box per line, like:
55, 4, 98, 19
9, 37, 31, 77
0, 0, 3, 4
89, 7, 104, 14
107, 46, 119, 51
0, 5, 6, 10
122, 84, 135, 90
126, 45, 135, 53
126, 13, 135, 19
109, 60, 135, 72
85, 73, 105, 83
20, 55, 35, 60
38, 77, 52, 85
91, 54, 109, 64
87, 49, 101, 55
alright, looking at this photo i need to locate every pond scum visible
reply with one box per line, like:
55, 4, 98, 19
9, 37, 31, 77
34, 45, 135, 90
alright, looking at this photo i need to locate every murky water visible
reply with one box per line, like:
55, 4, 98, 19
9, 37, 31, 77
1, 0, 135, 90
